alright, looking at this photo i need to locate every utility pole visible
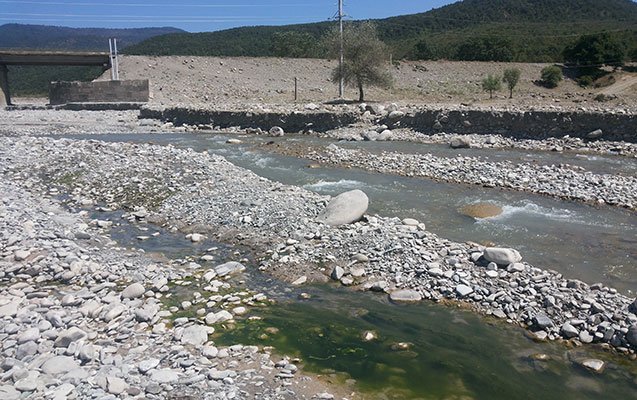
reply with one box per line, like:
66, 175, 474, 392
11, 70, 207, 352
338, 0, 344, 98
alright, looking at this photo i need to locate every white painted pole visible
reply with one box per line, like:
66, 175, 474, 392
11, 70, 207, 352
338, 0, 344, 99
113, 38, 120, 80
108, 39, 115, 80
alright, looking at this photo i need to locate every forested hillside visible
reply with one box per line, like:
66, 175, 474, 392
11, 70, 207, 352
125, 0, 637, 63
0, 24, 184, 51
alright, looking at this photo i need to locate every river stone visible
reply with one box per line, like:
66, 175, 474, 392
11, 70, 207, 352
378, 130, 392, 141
13, 250, 31, 261
205, 310, 233, 325
54, 327, 87, 348
485, 270, 499, 278
587, 129, 603, 139
14, 374, 38, 392
269, 126, 285, 137
16, 341, 38, 360
330, 266, 344, 281
388, 111, 404, 120
389, 290, 422, 303
149, 369, 180, 383
455, 284, 474, 297
627, 325, 637, 347
402, 218, 420, 226
483, 247, 522, 265
450, 137, 471, 149
0, 301, 19, 317
138, 358, 160, 374
579, 359, 605, 373
107, 376, 128, 394
291, 276, 307, 286
579, 331, 594, 344
181, 325, 209, 346
121, 283, 145, 299
17, 327, 40, 344
532, 313, 554, 329
316, 190, 369, 226
0, 385, 20, 400
41, 356, 79, 375
214, 262, 245, 277
459, 203, 503, 219
560, 323, 579, 339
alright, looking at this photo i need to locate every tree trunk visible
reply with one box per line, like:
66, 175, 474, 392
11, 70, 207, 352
358, 80, 364, 102
489, 90, 493, 99
509, 88, 513, 99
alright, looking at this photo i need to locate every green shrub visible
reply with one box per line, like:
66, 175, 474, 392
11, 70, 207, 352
481, 74, 502, 99
540, 65, 563, 88
578, 75, 593, 87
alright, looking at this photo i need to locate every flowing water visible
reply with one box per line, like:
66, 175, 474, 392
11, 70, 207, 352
69, 133, 637, 294
83, 205, 637, 400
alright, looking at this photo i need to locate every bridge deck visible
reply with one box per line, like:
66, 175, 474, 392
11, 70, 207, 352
0, 51, 111, 66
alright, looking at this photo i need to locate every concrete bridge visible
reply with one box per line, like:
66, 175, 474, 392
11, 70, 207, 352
0, 51, 111, 106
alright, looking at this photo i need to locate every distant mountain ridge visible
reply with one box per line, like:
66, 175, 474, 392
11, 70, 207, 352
125, 0, 637, 62
0, 24, 185, 51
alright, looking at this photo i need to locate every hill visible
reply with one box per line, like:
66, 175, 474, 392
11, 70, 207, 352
0, 24, 185, 51
125, 0, 637, 63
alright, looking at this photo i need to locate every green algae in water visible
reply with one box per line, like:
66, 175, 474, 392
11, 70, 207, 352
215, 286, 637, 400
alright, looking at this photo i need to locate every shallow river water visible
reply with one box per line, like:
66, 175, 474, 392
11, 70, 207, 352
91, 206, 637, 400
71, 133, 637, 295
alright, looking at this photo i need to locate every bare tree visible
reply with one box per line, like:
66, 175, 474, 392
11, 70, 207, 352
324, 22, 393, 102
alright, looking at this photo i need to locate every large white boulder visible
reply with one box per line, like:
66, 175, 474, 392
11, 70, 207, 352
483, 247, 522, 265
316, 190, 369, 226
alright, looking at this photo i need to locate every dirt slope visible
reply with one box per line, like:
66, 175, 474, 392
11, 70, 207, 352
91, 55, 633, 112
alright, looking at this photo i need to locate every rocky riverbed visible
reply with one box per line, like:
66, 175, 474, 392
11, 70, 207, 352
1, 135, 636, 367
0, 142, 350, 399
267, 141, 637, 210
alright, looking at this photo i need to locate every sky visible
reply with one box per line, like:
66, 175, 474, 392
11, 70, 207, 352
0, 0, 457, 32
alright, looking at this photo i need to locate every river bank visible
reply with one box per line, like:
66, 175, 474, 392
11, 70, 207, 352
2, 136, 635, 359
0, 154, 353, 398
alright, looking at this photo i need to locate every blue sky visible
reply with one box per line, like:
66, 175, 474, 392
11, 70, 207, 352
0, 0, 457, 32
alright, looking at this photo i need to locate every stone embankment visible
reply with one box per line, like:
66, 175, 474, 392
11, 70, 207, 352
1, 136, 636, 362
380, 107, 636, 142
137, 104, 637, 144
270, 143, 637, 210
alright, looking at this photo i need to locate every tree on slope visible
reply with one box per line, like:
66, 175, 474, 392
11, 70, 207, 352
482, 74, 502, 99
324, 22, 393, 102
502, 68, 521, 99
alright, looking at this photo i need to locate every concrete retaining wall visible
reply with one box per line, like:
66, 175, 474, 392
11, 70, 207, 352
384, 109, 636, 142
139, 107, 359, 133
49, 80, 149, 105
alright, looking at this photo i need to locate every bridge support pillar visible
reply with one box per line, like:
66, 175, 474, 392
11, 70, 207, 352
0, 65, 10, 107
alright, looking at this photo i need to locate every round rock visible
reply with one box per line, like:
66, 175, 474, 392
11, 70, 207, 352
121, 283, 145, 299
316, 190, 369, 226
483, 247, 522, 265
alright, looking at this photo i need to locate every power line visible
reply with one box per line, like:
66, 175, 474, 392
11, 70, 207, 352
0, 12, 304, 20
0, 0, 317, 7
0, 17, 320, 23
